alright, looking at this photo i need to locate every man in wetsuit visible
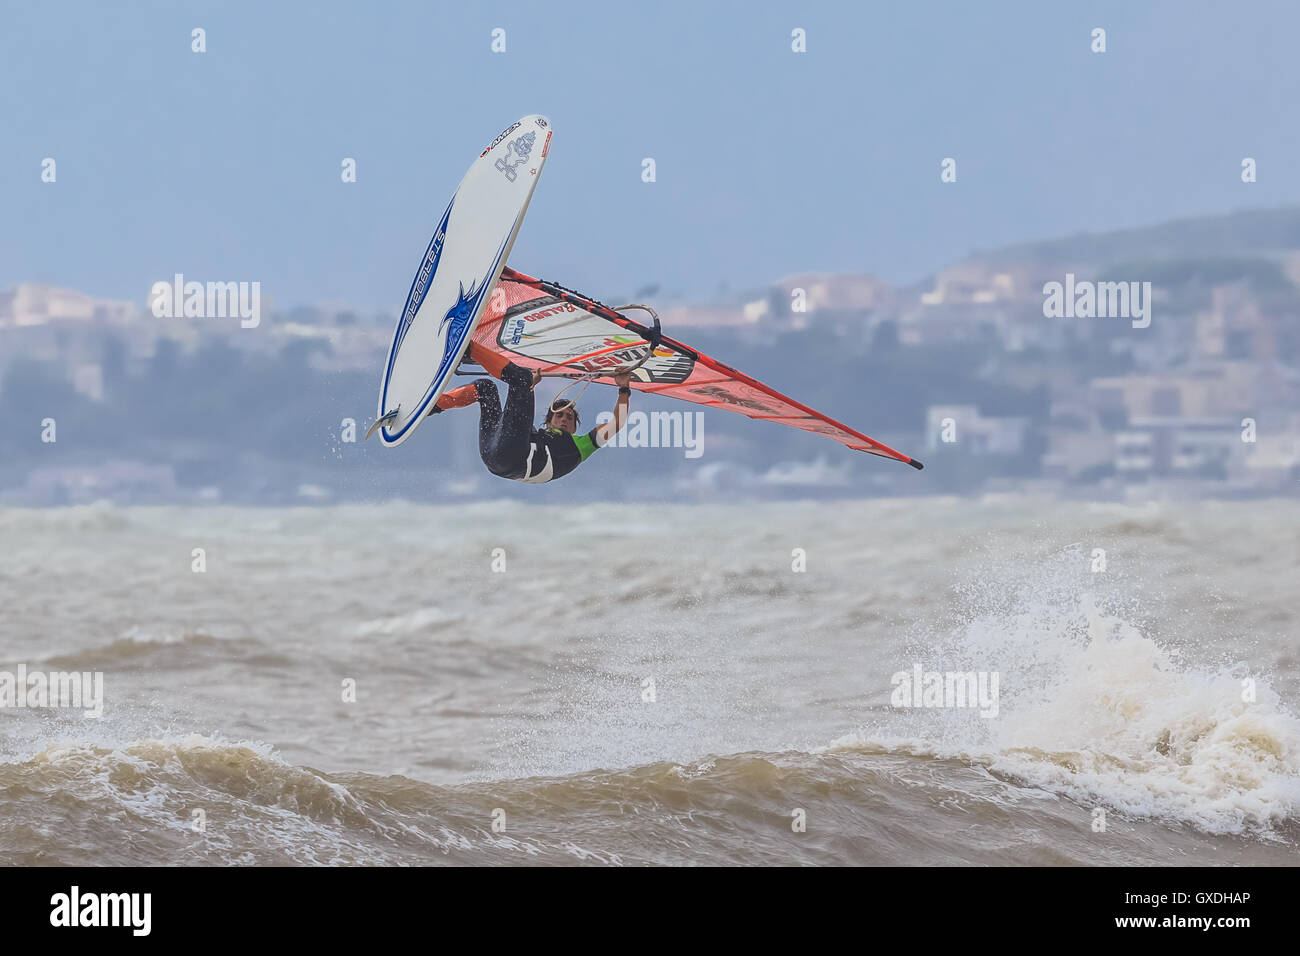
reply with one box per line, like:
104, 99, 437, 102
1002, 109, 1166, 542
429, 359, 631, 484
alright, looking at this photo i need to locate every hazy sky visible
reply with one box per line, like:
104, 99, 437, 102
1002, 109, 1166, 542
3, 0, 1299, 310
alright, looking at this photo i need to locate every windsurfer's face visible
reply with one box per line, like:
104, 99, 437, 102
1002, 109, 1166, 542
548, 405, 577, 434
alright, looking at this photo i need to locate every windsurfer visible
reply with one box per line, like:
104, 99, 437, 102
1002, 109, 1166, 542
430, 350, 631, 483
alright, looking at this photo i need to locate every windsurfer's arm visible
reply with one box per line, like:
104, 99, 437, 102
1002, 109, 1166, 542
594, 371, 631, 446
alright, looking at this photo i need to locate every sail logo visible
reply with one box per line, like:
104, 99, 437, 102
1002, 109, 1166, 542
689, 384, 772, 412
505, 317, 527, 345
517, 302, 575, 322
495, 131, 537, 182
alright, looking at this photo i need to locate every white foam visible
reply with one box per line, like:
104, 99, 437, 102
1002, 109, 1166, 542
830, 588, 1300, 837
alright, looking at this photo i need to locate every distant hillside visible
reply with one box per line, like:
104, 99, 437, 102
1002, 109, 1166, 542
964, 207, 1300, 272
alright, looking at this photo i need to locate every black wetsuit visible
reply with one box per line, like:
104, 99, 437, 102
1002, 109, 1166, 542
476, 364, 604, 483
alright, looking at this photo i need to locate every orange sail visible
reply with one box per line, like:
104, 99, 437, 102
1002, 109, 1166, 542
467, 267, 923, 469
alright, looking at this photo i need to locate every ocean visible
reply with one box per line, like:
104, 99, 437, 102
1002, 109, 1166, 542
1, 498, 1297, 865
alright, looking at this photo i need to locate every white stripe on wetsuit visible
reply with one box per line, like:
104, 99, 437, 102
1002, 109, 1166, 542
520, 443, 554, 483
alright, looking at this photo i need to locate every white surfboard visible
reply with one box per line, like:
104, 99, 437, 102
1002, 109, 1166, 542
372, 114, 553, 445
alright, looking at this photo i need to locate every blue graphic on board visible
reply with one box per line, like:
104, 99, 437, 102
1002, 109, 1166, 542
434, 277, 488, 380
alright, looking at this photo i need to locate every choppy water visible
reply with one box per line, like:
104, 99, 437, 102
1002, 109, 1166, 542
1, 499, 1297, 865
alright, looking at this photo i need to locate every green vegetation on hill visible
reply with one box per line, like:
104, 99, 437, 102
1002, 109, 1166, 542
1097, 256, 1294, 293
968, 207, 1300, 269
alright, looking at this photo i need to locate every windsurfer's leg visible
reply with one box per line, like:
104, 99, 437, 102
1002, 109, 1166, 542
477, 377, 530, 479
498, 363, 536, 447
427, 383, 479, 416
475, 378, 502, 437
468, 341, 511, 381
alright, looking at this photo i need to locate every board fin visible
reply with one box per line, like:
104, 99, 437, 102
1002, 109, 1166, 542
365, 408, 400, 441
